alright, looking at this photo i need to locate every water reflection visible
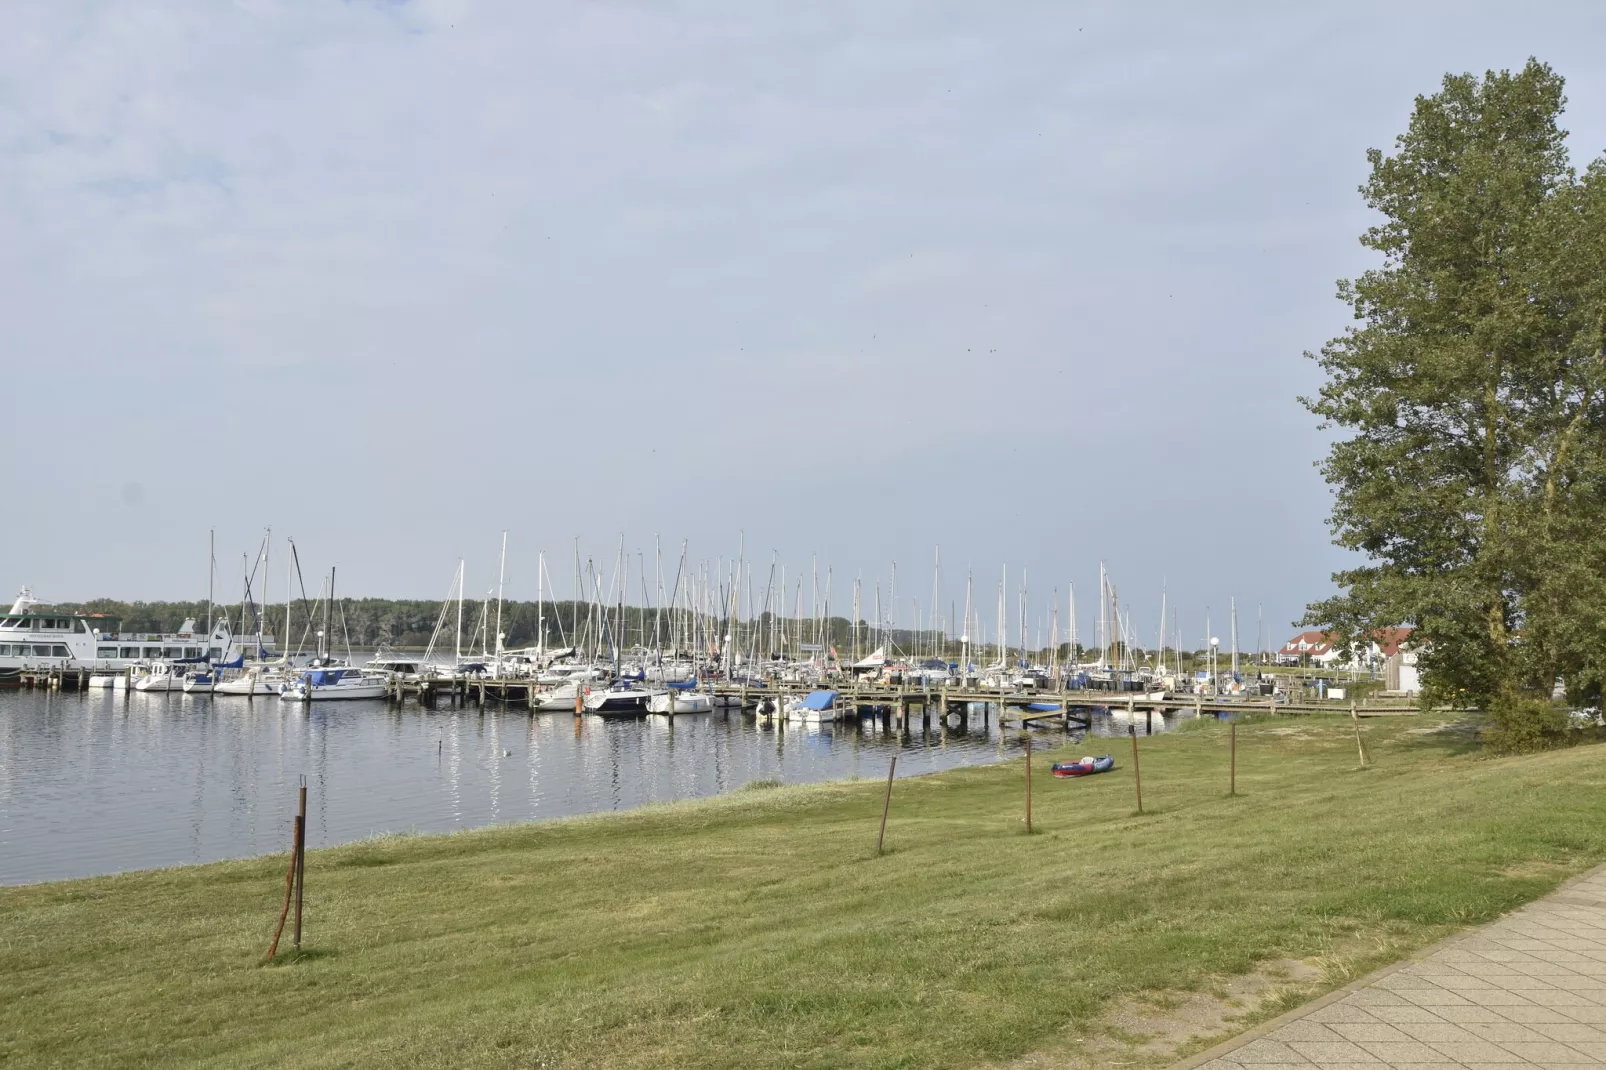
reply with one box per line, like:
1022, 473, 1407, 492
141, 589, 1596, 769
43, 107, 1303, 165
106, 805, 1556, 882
0, 688, 1179, 885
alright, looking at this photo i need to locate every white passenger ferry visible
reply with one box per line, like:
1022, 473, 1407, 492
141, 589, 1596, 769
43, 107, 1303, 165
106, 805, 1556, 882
0, 587, 264, 675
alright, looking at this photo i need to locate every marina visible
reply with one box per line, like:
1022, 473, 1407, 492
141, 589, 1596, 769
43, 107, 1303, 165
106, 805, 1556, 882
0, 679, 1191, 887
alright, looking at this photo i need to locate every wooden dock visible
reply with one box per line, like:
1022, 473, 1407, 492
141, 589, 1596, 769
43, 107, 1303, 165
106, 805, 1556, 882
4, 667, 1425, 724
383, 677, 1423, 724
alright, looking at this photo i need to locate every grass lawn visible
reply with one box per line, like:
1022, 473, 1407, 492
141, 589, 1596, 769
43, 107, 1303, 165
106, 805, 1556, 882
5, 714, 1605, 1069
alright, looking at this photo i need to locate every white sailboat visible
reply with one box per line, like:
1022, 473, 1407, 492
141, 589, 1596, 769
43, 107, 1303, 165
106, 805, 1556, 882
214, 667, 283, 696
646, 688, 712, 714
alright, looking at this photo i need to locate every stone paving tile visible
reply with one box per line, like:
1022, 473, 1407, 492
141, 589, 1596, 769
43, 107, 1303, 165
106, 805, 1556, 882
1498, 1042, 1595, 1062
1529, 1021, 1606, 1042
1285, 1040, 1384, 1063
1355, 1039, 1451, 1062
1364, 1005, 1451, 1025
1187, 864, 1606, 1069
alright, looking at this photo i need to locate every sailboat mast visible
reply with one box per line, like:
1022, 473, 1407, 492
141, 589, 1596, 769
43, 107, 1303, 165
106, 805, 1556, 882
1231, 597, 1239, 677
1068, 582, 1077, 673
261, 531, 270, 656
989, 562, 1002, 661
1157, 585, 1167, 678
324, 566, 334, 662
493, 530, 508, 676
207, 528, 214, 640
455, 558, 464, 665
961, 569, 972, 673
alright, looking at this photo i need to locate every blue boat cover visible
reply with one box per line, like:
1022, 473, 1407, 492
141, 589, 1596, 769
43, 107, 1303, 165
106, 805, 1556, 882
799, 689, 838, 710
667, 679, 697, 690
1026, 702, 1060, 712
218, 654, 244, 669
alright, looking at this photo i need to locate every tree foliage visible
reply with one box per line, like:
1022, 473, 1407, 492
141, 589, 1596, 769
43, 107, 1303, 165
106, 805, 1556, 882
1305, 59, 1606, 733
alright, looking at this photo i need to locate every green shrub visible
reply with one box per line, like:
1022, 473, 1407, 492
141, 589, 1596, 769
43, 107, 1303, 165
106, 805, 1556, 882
1483, 694, 1573, 753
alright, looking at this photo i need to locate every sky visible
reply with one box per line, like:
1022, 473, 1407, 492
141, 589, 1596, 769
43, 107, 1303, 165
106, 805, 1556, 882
4, 2, 1606, 650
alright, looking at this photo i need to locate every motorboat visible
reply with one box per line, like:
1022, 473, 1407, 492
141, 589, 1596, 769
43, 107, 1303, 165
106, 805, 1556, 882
583, 680, 658, 715
279, 666, 388, 702
785, 689, 842, 724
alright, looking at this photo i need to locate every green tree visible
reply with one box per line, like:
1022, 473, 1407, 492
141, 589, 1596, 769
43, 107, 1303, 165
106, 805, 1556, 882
1304, 59, 1606, 740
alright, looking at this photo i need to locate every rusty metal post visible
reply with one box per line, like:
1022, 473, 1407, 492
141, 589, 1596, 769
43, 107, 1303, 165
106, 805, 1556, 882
1129, 725, 1143, 814
876, 755, 897, 855
293, 778, 307, 949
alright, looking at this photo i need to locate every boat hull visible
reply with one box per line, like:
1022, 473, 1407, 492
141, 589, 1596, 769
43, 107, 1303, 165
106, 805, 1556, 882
647, 691, 713, 714
280, 682, 388, 701
584, 690, 655, 715
214, 676, 281, 696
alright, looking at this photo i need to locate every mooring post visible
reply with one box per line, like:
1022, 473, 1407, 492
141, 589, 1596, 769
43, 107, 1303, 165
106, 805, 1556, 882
1129, 725, 1143, 814
667, 685, 676, 721
1350, 701, 1368, 767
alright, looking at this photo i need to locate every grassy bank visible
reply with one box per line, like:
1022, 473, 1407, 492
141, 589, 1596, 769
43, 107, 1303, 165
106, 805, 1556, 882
5, 716, 1606, 1069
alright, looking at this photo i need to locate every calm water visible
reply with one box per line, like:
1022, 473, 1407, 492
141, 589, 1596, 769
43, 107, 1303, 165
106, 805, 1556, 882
0, 684, 1175, 885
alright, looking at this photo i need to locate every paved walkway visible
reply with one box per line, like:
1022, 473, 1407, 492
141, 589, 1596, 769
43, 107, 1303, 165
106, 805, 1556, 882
1187, 865, 1606, 1068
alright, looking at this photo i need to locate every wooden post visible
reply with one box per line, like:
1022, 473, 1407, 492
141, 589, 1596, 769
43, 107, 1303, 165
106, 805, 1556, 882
876, 754, 897, 855
1350, 701, 1368, 767
1024, 736, 1033, 833
293, 780, 307, 950
667, 685, 676, 721
1129, 725, 1143, 814
1145, 707, 1153, 735
1230, 721, 1237, 796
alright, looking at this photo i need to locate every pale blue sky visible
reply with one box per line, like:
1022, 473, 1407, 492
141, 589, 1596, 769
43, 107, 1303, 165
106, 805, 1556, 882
4, 2, 1604, 647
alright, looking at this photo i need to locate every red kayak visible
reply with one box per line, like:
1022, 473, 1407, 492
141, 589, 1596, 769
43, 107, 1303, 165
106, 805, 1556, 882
1052, 755, 1115, 777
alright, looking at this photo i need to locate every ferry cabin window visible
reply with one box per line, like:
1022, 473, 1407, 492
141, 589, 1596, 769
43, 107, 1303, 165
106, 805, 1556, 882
98, 646, 117, 658
121, 647, 138, 658
52, 645, 69, 657
145, 647, 162, 658
209, 647, 221, 660
34, 644, 53, 656
0, 644, 9, 654
164, 647, 182, 658
184, 647, 198, 659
